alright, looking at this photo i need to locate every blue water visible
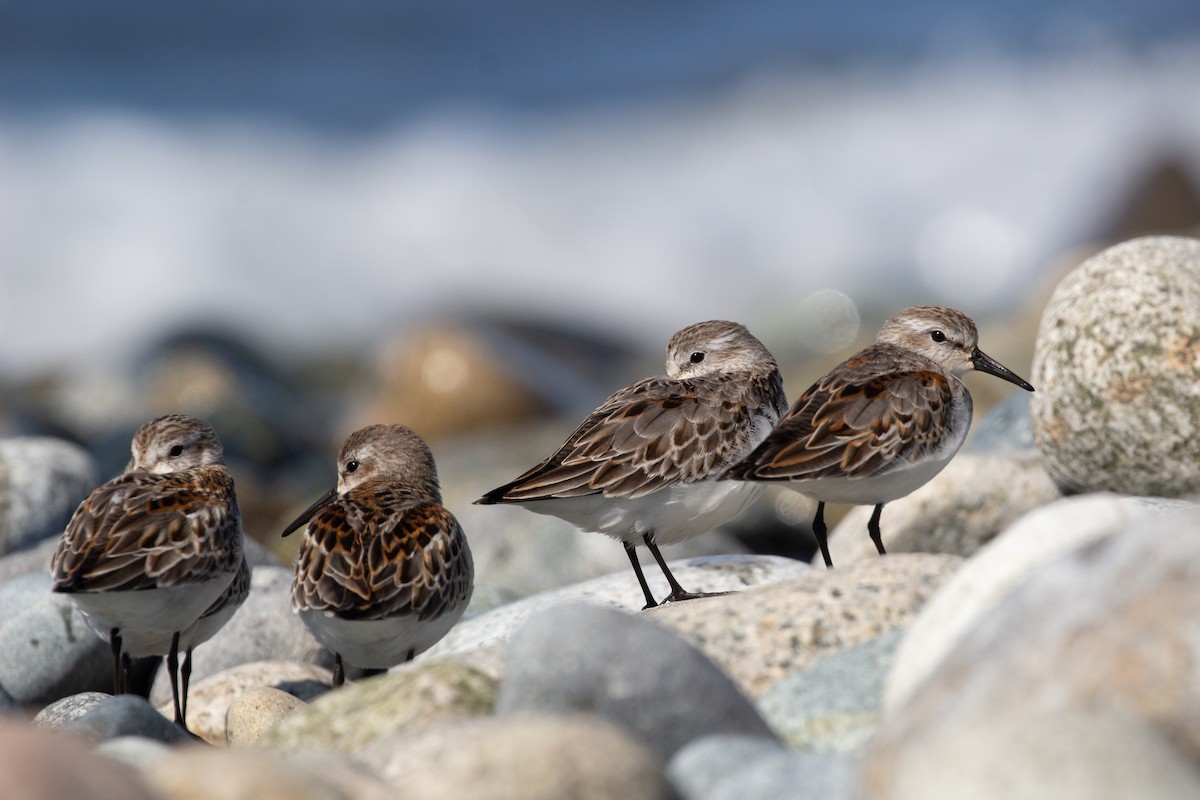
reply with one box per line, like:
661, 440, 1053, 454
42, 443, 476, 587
3, 0, 1198, 128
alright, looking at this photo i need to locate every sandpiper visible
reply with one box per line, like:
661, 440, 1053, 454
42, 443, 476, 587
728, 305, 1034, 567
285, 424, 474, 686
476, 320, 787, 608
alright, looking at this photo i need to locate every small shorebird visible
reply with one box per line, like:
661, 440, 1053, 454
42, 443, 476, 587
284, 424, 474, 687
175, 554, 250, 722
727, 306, 1034, 567
476, 320, 787, 608
50, 414, 244, 730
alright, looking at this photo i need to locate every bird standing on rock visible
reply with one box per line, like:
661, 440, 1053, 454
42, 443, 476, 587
728, 305, 1034, 567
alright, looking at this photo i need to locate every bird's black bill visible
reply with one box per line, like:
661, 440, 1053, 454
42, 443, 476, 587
972, 348, 1035, 392
281, 487, 338, 537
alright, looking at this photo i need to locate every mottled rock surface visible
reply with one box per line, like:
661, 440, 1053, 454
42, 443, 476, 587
646, 554, 961, 698
359, 713, 679, 800
257, 660, 496, 753
1032, 235, 1200, 496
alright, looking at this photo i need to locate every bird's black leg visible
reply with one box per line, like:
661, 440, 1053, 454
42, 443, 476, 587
181, 647, 193, 723
812, 502, 833, 568
644, 534, 729, 604
120, 652, 132, 694
624, 541, 658, 609
167, 631, 186, 730
110, 629, 123, 695
868, 504, 887, 555
333, 654, 345, 687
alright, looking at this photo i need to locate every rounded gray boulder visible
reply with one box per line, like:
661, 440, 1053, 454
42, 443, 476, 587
1031, 236, 1200, 496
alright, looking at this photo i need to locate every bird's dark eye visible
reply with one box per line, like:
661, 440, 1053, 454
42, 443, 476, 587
345, 460, 359, 474
169, 445, 185, 458
930, 330, 946, 343
690, 352, 705, 364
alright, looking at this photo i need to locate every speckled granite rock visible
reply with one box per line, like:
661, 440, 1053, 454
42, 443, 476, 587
359, 713, 678, 800
885, 493, 1195, 710
67, 695, 191, 744
32, 691, 110, 729
827, 452, 1059, 564
257, 661, 496, 753
865, 508, 1200, 797
1032, 236, 1200, 496
646, 554, 961, 698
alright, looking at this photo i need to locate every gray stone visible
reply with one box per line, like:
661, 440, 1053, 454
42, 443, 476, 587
1032, 235, 1200, 496
359, 713, 678, 800
961, 388, 1036, 453
258, 660, 496, 753
32, 691, 110, 729
885, 493, 1195, 710
757, 628, 903, 752
96, 735, 173, 771
669, 734, 856, 800
828, 452, 1060, 564
0, 571, 110, 704
422, 554, 810, 681
148, 564, 325, 705
495, 603, 777, 761
0, 537, 59, 584
865, 508, 1200, 792
0, 718, 159, 800
0, 437, 97, 556
876, 709, 1200, 800
68, 694, 191, 744
645, 554, 960, 698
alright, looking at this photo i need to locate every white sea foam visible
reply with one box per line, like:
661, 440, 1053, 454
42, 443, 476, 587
3, 47, 1200, 374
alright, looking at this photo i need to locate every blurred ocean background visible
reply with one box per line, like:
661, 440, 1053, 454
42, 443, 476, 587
3, 0, 1200, 590
3, 0, 1200, 381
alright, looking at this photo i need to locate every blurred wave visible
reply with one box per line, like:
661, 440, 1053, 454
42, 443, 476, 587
2, 1, 1199, 374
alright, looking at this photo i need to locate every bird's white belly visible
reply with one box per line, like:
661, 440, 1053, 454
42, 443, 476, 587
70, 573, 236, 657
298, 603, 469, 670
512, 479, 765, 546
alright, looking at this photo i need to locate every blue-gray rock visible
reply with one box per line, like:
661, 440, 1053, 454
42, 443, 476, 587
33, 691, 110, 728
0, 572, 110, 704
757, 629, 903, 752
668, 734, 855, 800
495, 603, 778, 761
68, 694, 191, 744
962, 389, 1035, 454
0, 537, 58, 584
148, 565, 325, 706
0, 437, 96, 556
